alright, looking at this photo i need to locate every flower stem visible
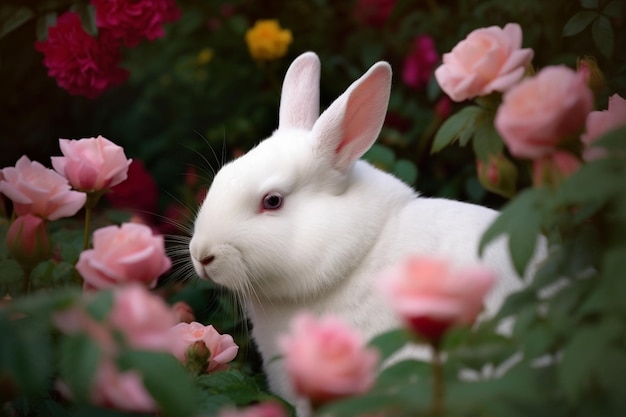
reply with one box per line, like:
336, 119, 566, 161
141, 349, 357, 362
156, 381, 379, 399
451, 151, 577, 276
21, 266, 32, 294
430, 340, 444, 417
83, 204, 92, 250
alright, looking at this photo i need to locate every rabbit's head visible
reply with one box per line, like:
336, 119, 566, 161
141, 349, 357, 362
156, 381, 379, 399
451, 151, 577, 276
190, 52, 392, 302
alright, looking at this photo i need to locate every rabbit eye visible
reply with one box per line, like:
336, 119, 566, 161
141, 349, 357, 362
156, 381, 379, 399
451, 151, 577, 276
262, 192, 283, 211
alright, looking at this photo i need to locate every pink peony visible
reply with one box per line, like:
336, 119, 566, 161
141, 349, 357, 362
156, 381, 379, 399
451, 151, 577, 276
91, 0, 181, 47
216, 402, 287, 417
5, 214, 52, 267
76, 222, 171, 290
434, 23, 533, 102
581, 94, 626, 161
402, 35, 439, 90
378, 256, 495, 342
51, 136, 131, 193
169, 321, 239, 372
279, 313, 379, 405
495, 66, 594, 159
0, 155, 86, 220
34, 12, 128, 99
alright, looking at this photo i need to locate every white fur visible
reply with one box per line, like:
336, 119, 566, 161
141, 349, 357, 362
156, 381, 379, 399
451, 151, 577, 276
190, 53, 538, 410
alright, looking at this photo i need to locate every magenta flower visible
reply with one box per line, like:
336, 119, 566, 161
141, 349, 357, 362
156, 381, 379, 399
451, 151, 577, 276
402, 35, 439, 90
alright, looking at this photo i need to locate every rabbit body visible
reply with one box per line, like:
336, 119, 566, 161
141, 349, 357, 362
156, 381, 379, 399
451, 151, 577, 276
190, 52, 529, 409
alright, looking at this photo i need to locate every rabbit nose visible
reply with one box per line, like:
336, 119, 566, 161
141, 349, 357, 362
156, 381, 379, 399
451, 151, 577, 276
200, 255, 215, 266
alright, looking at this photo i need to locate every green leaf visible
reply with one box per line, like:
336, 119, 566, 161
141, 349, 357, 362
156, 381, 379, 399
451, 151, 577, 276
195, 368, 273, 406
431, 106, 483, 153
392, 159, 418, 185
363, 144, 395, 170
562, 11, 598, 37
496, 288, 538, 320
603, 0, 622, 18
118, 350, 201, 417
58, 333, 101, 402
473, 122, 504, 162
35, 12, 57, 42
0, 5, 34, 39
592, 16, 614, 57
86, 290, 114, 322
367, 328, 413, 362
592, 126, 626, 151
479, 189, 546, 276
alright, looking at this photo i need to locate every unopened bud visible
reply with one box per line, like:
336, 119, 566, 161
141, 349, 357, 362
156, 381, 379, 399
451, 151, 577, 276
476, 154, 518, 198
6, 214, 52, 268
577, 56, 605, 97
532, 151, 581, 188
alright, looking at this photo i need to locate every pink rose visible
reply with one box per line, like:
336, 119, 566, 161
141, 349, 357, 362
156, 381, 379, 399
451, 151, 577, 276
169, 321, 239, 372
172, 301, 195, 323
378, 256, 495, 342
5, 214, 52, 267
91, 359, 157, 412
51, 136, 131, 192
76, 223, 171, 290
581, 94, 626, 161
34, 12, 128, 99
217, 402, 287, 417
495, 66, 594, 159
532, 151, 581, 187
434, 23, 534, 102
0, 156, 86, 220
91, 0, 181, 47
402, 35, 439, 90
279, 313, 379, 405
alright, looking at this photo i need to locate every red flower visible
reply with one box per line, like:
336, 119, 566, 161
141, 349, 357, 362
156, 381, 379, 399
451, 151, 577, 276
402, 35, 439, 90
105, 160, 159, 218
34, 12, 128, 99
91, 0, 181, 47
354, 0, 397, 27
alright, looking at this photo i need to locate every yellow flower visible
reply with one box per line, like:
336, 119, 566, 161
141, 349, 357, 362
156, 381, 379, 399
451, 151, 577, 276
197, 48, 214, 65
245, 20, 293, 61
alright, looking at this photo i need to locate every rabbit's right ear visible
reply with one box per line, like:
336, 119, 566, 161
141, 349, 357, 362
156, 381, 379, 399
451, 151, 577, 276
278, 52, 321, 130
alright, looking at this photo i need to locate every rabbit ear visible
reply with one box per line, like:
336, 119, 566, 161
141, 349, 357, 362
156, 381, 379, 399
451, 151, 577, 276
311, 62, 392, 172
278, 52, 321, 130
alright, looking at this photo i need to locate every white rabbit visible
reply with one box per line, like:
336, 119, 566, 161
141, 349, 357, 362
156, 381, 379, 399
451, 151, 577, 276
190, 52, 536, 411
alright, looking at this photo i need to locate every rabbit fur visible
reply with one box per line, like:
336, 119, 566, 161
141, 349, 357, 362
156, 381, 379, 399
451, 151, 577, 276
190, 52, 538, 411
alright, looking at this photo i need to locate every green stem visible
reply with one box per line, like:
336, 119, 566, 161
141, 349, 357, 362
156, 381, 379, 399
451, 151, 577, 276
83, 204, 92, 250
21, 267, 32, 294
430, 341, 444, 417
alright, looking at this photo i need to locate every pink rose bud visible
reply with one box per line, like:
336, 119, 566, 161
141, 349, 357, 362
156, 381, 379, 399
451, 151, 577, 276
76, 223, 171, 290
279, 313, 379, 406
476, 153, 518, 198
169, 322, 239, 372
172, 301, 195, 323
576, 56, 605, 97
434, 23, 534, 102
581, 93, 626, 161
532, 151, 581, 188
378, 256, 495, 343
51, 136, 132, 193
495, 65, 594, 159
5, 214, 52, 268
0, 156, 86, 220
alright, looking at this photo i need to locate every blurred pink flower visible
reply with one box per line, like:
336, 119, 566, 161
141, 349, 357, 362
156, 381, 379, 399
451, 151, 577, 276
354, 0, 397, 27
172, 301, 195, 323
581, 94, 626, 161
76, 222, 171, 290
532, 151, 581, 187
279, 313, 379, 405
169, 321, 239, 372
51, 136, 131, 193
378, 256, 495, 342
217, 402, 287, 417
91, 0, 181, 47
91, 359, 157, 412
5, 214, 51, 268
0, 156, 86, 220
434, 23, 533, 102
402, 35, 439, 90
434, 96, 452, 120
495, 66, 593, 159
34, 12, 128, 99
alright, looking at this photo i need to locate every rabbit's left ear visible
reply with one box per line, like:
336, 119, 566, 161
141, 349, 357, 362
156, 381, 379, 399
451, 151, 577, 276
278, 52, 321, 130
312, 62, 392, 172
